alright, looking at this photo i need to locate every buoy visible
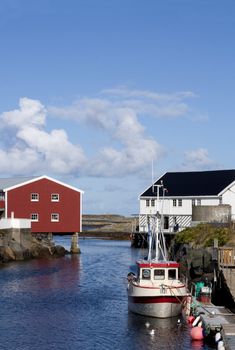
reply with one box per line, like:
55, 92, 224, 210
217, 340, 224, 350
191, 326, 204, 340
145, 322, 150, 328
197, 321, 202, 327
187, 315, 195, 324
192, 315, 201, 327
149, 329, 155, 336
217, 340, 225, 350
215, 332, 222, 343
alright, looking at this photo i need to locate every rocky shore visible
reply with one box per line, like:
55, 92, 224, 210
0, 228, 68, 264
81, 214, 136, 239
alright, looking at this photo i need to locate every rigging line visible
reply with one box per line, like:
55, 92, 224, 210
167, 285, 186, 306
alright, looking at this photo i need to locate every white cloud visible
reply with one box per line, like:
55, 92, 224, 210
50, 93, 165, 177
0, 87, 204, 179
101, 87, 197, 102
49, 85, 198, 177
182, 148, 215, 170
1, 97, 46, 128
0, 98, 86, 176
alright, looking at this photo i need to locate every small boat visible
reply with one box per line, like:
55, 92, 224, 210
127, 183, 190, 318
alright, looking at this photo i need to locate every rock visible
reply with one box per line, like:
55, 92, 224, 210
53, 245, 69, 256
0, 246, 16, 262
30, 243, 53, 258
9, 241, 25, 260
0, 228, 69, 264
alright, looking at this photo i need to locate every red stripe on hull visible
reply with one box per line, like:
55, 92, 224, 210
128, 295, 184, 304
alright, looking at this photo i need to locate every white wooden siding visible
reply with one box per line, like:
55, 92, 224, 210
139, 196, 222, 232
222, 184, 235, 220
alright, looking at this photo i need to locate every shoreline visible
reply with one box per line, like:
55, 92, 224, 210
79, 231, 131, 240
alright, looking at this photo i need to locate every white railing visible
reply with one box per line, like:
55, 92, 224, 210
0, 218, 31, 229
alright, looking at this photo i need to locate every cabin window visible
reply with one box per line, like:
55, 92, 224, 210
31, 193, 39, 201
51, 213, 59, 222
151, 199, 155, 207
154, 269, 165, 280
31, 213, 39, 221
51, 193, 59, 202
178, 199, 182, 207
142, 269, 151, 280
168, 269, 176, 280
146, 199, 150, 207
173, 199, 177, 207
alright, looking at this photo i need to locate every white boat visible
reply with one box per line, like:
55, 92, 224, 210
127, 183, 189, 318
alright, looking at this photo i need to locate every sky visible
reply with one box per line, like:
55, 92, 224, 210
1, 0, 235, 215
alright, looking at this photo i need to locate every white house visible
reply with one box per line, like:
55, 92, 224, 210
139, 169, 235, 233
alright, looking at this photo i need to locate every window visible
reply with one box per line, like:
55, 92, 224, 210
146, 199, 150, 207
164, 216, 169, 229
173, 199, 182, 207
154, 269, 165, 280
51, 213, 59, 222
168, 269, 176, 280
31, 193, 39, 201
151, 199, 155, 207
51, 193, 59, 202
31, 213, 39, 222
142, 269, 151, 280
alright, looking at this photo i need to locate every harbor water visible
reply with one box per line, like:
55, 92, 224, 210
0, 237, 214, 350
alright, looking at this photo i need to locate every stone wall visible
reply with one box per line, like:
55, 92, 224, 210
192, 205, 231, 223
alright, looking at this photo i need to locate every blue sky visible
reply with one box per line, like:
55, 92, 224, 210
1, 0, 235, 215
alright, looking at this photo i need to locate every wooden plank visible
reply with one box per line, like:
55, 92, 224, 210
222, 324, 235, 335
221, 327, 235, 350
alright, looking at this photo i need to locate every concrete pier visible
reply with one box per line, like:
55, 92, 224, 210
130, 231, 148, 248
70, 232, 80, 254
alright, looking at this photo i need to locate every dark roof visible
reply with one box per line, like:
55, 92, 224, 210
140, 170, 235, 197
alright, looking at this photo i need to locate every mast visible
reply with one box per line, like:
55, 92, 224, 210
153, 181, 168, 262
155, 184, 160, 261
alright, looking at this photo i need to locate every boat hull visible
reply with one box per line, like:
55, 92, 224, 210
128, 295, 184, 318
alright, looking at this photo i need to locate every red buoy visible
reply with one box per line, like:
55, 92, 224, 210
191, 326, 204, 340
187, 315, 195, 324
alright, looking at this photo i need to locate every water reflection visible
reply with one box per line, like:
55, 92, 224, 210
0, 239, 215, 350
126, 313, 190, 350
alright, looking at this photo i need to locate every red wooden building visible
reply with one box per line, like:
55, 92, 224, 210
0, 175, 83, 234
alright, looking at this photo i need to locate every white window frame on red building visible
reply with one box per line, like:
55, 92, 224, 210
31, 213, 39, 221
31, 193, 39, 201
51, 213, 59, 222
51, 193, 59, 202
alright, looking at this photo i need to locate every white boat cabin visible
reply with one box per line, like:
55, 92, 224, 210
136, 261, 180, 286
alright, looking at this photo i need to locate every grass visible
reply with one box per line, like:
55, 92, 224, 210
174, 223, 234, 247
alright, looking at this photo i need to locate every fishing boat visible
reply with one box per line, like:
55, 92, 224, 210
127, 183, 189, 318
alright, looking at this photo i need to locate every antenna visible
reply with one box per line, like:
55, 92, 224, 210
151, 160, 154, 193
